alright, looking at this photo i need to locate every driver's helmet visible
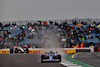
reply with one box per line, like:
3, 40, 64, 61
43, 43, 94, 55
50, 51, 52, 53
18, 45, 20, 47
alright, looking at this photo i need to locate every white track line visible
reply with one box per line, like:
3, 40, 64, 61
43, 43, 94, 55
60, 59, 82, 67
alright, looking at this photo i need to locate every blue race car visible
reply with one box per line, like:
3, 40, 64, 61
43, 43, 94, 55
41, 51, 61, 63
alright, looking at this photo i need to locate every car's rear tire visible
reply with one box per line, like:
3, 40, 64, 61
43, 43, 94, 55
10, 49, 13, 53
58, 55, 61, 62
41, 59, 43, 63
26, 48, 29, 53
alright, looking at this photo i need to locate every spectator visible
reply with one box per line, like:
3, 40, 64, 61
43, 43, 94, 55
76, 43, 79, 48
80, 42, 84, 48
9, 35, 11, 38
94, 44, 98, 52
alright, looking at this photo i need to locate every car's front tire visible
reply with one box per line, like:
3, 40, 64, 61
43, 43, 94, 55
41, 60, 44, 63
15, 48, 18, 53
41, 55, 44, 63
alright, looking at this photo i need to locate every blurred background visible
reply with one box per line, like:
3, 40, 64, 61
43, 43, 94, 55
0, 0, 100, 21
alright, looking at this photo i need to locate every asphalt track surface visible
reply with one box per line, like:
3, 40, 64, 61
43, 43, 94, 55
0, 54, 65, 67
74, 52, 100, 67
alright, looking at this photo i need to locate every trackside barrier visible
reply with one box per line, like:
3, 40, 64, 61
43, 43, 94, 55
29, 48, 76, 54
0, 46, 94, 54
76, 46, 94, 53
0, 49, 10, 54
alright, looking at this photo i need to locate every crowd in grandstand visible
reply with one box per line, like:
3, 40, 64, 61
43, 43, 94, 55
0, 19, 100, 51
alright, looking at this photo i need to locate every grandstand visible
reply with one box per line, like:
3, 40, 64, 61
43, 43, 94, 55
0, 18, 100, 51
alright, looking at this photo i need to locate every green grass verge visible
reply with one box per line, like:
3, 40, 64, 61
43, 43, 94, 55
64, 54, 95, 67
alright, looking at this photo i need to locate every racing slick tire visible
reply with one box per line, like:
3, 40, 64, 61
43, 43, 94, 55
58, 55, 61, 62
15, 48, 18, 53
10, 49, 13, 53
41, 60, 43, 63
41, 55, 44, 63
26, 48, 29, 53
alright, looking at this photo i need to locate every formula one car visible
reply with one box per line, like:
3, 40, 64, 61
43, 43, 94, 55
10, 45, 29, 53
41, 51, 61, 63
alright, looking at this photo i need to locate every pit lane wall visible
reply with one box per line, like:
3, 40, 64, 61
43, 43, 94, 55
0, 46, 94, 54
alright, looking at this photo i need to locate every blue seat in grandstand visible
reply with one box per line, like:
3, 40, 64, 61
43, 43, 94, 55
18, 22, 100, 45
9, 27, 21, 37
86, 39, 98, 43
3, 27, 10, 30
86, 39, 91, 43
0, 34, 3, 36
83, 25, 88, 28
8, 25, 28, 37
87, 23, 91, 25
19, 38, 41, 44
68, 24, 74, 26
0, 39, 5, 44
19, 33, 32, 44
93, 39, 99, 43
